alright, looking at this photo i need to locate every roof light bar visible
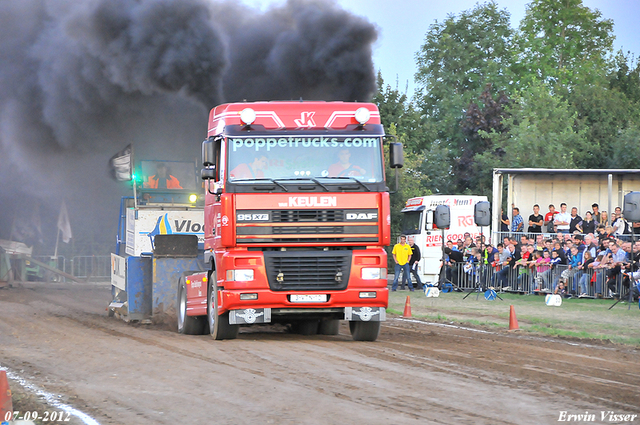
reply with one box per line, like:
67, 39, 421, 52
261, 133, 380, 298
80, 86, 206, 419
354, 107, 371, 125
240, 108, 256, 126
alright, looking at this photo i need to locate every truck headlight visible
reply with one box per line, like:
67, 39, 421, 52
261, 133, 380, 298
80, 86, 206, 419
361, 268, 386, 280
227, 269, 254, 281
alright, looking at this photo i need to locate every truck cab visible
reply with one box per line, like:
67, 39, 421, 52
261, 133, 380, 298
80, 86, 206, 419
401, 195, 489, 286
178, 101, 401, 341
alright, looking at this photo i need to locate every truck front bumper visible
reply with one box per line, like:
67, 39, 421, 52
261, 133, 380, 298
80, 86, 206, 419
228, 306, 386, 325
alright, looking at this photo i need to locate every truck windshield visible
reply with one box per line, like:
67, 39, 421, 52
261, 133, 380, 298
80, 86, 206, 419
227, 135, 384, 183
401, 211, 422, 235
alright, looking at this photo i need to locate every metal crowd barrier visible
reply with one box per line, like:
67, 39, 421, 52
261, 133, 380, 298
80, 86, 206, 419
70, 255, 111, 280
492, 231, 574, 244
435, 263, 625, 298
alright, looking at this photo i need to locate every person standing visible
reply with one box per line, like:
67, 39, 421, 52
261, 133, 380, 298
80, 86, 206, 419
511, 207, 524, 234
606, 242, 629, 297
408, 237, 423, 289
500, 208, 510, 234
612, 207, 630, 240
544, 204, 558, 234
581, 211, 597, 235
591, 203, 601, 224
555, 203, 571, 234
569, 207, 583, 234
528, 204, 544, 235
600, 211, 609, 227
391, 235, 413, 291
496, 243, 519, 290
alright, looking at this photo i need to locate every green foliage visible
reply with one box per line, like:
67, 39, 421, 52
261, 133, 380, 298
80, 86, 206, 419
415, 2, 515, 111
373, 72, 427, 152
415, 2, 515, 150
374, 0, 639, 217
401, 0, 639, 200
609, 51, 640, 110
458, 84, 512, 192
606, 126, 640, 168
516, 0, 614, 92
374, 74, 432, 235
474, 82, 585, 193
568, 83, 635, 167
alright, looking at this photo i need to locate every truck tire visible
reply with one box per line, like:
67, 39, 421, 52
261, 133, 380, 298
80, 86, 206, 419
177, 278, 206, 335
318, 319, 340, 335
349, 321, 381, 341
208, 281, 238, 340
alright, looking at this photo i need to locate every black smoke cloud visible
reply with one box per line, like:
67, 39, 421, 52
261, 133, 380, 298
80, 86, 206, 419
0, 0, 377, 252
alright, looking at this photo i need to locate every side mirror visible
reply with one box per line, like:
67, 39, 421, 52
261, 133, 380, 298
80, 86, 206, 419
474, 201, 491, 226
389, 142, 404, 169
434, 205, 451, 229
201, 136, 221, 181
425, 210, 434, 230
202, 137, 215, 166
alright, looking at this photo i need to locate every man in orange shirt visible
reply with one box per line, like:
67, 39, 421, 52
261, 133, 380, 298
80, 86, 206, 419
230, 155, 268, 179
328, 149, 365, 177
144, 163, 182, 189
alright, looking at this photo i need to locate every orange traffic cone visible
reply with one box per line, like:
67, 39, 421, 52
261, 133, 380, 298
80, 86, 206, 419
508, 305, 519, 331
403, 295, 412, 318
0, 370, 13, 421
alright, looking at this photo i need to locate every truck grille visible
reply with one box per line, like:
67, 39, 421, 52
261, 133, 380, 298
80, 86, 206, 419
272, 210, 344, 222
236, 209, 379, 244
264, 250, 352, 291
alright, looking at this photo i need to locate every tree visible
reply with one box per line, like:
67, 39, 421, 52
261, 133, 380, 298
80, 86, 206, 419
606, 126, 640, 168
458, 83, 512, 192
415, 2, 515, 117
414, 2, 515, 194
374, 73, 432, 235
567, 82, 634, 167
515, 0, 614, 92
373, 72, 426, 152
474, 82, 585, 194
610, 52, 640, 103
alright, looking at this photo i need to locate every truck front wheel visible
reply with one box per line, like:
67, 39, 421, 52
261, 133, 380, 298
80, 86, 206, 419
208, 281, 238, 340
349, 321, 381, 341
177, 278, 206, 335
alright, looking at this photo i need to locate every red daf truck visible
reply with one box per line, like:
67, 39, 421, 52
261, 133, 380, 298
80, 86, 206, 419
177, 101, 402, 341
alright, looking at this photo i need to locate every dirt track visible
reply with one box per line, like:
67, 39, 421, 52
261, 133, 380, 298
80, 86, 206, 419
1, 283, 639, 425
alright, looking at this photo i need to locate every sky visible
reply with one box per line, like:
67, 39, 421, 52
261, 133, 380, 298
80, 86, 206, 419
2, 0, 638, 252
243, 0, 640, 95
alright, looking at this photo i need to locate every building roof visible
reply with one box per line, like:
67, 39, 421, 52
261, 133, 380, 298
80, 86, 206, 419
494, 168, 640, 175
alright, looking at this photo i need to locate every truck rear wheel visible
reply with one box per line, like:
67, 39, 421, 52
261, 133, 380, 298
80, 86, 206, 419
177, 278, 206, 335
349, 321, 380, 341
208, 281, 238, 340
292, 320, 319, 335
319, 319, 340, 335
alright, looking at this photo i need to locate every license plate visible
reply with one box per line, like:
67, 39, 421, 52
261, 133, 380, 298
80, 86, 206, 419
290, 294, 327, 303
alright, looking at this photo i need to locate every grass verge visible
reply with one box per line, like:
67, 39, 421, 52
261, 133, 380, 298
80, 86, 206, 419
388, 290, 640, 346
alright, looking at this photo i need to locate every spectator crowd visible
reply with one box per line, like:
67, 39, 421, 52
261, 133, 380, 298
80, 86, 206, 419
441, 203, 640, 301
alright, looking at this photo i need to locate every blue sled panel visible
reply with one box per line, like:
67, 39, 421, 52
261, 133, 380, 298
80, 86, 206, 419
152, 258, 203, 318
126, 256, 152, 321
